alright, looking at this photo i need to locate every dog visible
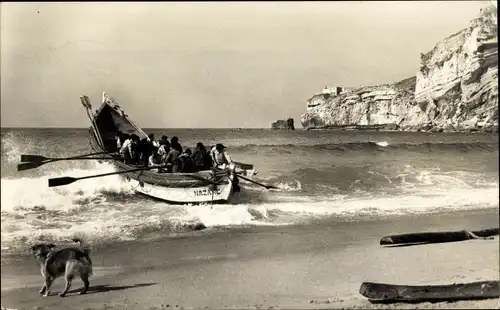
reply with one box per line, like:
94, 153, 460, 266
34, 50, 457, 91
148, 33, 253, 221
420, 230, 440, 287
30, 238, 93, 297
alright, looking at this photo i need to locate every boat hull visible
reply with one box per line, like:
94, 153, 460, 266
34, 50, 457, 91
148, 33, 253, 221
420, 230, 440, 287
126, 176, 233, 204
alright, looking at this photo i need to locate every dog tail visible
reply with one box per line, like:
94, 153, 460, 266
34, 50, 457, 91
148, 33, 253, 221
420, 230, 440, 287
73, 237, 91, 256
75, 238, 93, 276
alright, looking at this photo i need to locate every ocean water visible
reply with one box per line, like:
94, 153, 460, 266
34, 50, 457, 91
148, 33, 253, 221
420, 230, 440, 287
1, 128, 498, 255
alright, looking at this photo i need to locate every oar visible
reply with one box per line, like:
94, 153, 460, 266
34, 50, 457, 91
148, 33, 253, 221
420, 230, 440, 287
17, 156, 123, 172
48, 165, 168, 188
237, 174, 278, 190
21, 151, 113, 163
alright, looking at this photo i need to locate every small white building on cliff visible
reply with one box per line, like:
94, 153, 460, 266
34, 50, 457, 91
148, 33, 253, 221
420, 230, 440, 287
307, 85, 354, 108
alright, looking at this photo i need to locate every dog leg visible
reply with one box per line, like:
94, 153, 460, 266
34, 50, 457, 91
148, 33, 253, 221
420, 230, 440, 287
39, 283, 47, 295
59, 275, 73, 297
43, 277, 54, 297
80, 274, 90, 295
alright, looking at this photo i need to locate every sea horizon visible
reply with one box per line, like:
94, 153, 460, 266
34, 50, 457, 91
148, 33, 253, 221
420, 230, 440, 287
0, 126, 306, 130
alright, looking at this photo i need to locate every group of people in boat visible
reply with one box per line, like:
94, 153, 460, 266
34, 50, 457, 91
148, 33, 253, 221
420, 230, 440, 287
115, 132, 233, 173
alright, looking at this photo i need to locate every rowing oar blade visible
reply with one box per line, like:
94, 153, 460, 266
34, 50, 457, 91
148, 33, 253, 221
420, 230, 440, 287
48, 177, 78, 187
21, 154, 49, 163
17, 161, 47, 171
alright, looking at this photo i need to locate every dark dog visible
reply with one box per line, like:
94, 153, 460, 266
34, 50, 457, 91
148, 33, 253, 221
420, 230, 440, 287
30, 238, 93, 297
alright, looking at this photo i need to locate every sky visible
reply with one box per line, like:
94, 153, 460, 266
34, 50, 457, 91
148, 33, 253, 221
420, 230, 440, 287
0, 1, 492, 128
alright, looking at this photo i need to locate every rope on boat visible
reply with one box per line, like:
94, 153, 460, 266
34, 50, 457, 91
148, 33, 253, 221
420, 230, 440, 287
88, 134, 97, 153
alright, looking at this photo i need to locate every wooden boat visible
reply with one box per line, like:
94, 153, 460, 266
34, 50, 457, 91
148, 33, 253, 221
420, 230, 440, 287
80, 92, 252, 204
379, 228, 499, 246
359, 281, 500, 303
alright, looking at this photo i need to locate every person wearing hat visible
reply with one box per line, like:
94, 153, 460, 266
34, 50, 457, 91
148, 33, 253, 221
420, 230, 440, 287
210, 143, 233, 170
209, 143, 240, 192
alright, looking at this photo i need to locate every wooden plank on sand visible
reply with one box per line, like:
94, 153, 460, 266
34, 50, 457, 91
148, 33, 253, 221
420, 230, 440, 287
359, 281, 500, 303
380, 228, 499, 246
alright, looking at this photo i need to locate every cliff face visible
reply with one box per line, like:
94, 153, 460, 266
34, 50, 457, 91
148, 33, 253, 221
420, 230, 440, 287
301, 6, 498, 132
301, 77, 419, 130
415, 6, 498, 132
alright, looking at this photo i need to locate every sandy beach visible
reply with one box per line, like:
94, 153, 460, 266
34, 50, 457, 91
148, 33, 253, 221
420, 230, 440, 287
1, 208, 498, 310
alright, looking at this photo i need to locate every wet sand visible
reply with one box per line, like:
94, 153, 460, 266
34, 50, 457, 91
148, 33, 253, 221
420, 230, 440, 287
1, 208, 499, 310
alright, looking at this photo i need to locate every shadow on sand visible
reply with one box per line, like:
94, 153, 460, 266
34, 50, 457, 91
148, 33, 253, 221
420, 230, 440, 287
68, 283, 156, 295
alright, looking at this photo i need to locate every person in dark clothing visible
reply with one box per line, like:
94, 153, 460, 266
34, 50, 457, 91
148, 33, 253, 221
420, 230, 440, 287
160, 135, 169, 146
204, 151, 213, 170
129, 134, 140, 164
170, 136, 183, 153
136, 138, 146, 164
192, 142, 210, 171
178, 149, 196, 173
138, 137, 154, 167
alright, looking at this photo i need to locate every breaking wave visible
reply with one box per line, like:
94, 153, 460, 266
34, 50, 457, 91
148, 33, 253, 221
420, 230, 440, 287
2, 160, 497, 255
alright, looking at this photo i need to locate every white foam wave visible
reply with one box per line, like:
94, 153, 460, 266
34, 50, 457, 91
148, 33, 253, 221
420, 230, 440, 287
1, 158, 498, 255
1, 182, 497, 255
1, 131, 38, 164
269, 187, 498, 217
1, 162, 132, 214
172, 204, 276, 227
0, 200, 280, 254
375, 141, 389, 147
165, 182, 499, 228
396, 165, 498, 191
275, 179, 302, 192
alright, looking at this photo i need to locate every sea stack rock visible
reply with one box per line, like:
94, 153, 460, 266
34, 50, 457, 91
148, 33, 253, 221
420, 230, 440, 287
271, 118, 295, 130
300, 5, 498, 133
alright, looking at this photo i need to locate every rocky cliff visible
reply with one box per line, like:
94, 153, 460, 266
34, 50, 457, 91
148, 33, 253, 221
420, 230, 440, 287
272, 118, 295, 130
301, 5, 498, 132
